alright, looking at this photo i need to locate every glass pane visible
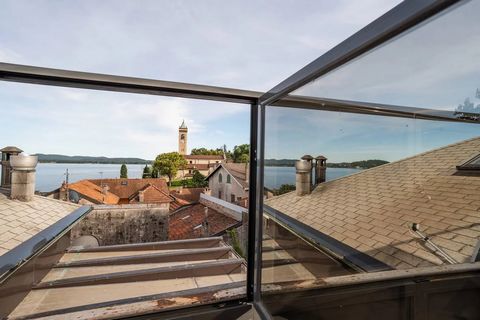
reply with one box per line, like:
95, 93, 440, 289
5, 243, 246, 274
261, 105, 480, 318
0, 82, 249, 318
291, 1, 480, 119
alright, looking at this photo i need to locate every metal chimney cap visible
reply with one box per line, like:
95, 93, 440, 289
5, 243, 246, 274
295, 159, 312, 172
315, 155, 327, 160
10, 154, 38, 171
301, 155, 313, 161
0, 146, 23, 153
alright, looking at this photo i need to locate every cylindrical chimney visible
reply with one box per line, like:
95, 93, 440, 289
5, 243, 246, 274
301, 155, 314, 190
1, 146, 23, 188
295, 159, 312, 196
315, 155, 327, 185
10, 153, 38, 202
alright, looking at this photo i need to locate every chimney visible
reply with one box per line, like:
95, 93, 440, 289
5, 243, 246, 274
295, 159, 312, 196
10, 153, 38, 202
314, 155, 327, 185
203, 207, 210, 236
138, 190, 145, 203
301, 155, 314, 190
1, 146, 23, 188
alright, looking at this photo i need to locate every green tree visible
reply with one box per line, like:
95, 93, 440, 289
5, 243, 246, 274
238, 153, 249, 163
191, 170, 208, 187
120, 164, 128, 178
232, 144, 249, 163
142, 165, 152, 178
274, 184, 296, 196
191, 147, 224, 156
153, 152, 187, 186
151, 167, 159, 178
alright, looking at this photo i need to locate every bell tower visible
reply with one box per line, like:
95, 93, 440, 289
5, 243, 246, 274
178, 120, 188, 155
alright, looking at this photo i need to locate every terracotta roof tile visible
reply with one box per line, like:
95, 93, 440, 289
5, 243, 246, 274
168, 204, 237, 240
266, 137, 480, 270
129, 184, 172, 204
184, 155, 224, 160
170, 188, 205, 204
89, 178, 169, 200
68, 180, 119, 204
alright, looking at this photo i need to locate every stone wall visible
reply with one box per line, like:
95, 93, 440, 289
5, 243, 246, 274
199, 193, 244, 221
71, 204, 169, 245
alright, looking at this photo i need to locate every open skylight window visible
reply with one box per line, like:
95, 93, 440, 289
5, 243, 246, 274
457, 154, 480, 171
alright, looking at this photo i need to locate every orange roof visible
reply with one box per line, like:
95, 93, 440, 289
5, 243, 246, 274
184, 155, 224, 160
170, 188, 205, 204
89, 178, 169, 199
68, 180, 119, 205
129, 184, 172, 204
168, 204, 237, 240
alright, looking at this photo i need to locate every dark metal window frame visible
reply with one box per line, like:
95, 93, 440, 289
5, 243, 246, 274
457, 154, 480, 171
0, 2, 470, 319
255, 1, 466, 318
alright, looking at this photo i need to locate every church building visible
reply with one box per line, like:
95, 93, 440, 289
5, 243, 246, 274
176, 121, 225, 179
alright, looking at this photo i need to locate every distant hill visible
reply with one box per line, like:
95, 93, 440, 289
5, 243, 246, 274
265, 158, 389, 169
34, 154, 151, 164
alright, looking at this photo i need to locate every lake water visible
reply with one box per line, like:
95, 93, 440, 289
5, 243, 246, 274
264, 166, 361, 189
11, 163, 361, 192
35, 163, 146, 192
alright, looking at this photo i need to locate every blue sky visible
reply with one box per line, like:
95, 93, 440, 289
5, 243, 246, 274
1, 0, 478, 161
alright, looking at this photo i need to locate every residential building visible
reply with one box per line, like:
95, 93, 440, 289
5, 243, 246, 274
206, 163, 249, 203
48, 178, 174, 207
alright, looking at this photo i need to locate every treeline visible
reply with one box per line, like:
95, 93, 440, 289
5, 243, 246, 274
328, 160, 389, 169
35, 154, 150, 164
191, 144, 249, 163
265, 159, 389, 169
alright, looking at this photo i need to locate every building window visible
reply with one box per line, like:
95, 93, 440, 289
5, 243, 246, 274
231, 194, 235, 202
218, 191, 222, 199
227, 174, 231, 184
219, 173, 223, 183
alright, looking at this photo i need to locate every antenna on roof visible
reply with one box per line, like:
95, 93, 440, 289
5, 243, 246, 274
411, 223, 457, 264
64, 168, 69, 201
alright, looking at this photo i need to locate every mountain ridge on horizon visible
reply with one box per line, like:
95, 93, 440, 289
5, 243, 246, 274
34, 153, 151, 164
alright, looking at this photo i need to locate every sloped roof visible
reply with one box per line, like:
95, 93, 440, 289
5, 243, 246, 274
170, 188, 205, 204
186, 163, 210, 170
89, 178, 169, 199
129, 184, 172, 204
179, 120, 187, 129
266, 137, 480, 270
168, 204, 238, 240
68, 180, 120, 205
0, 189, 79, 256
0, 146, 23, 153
184, 155, 224, 160
206, 163, 249, 189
